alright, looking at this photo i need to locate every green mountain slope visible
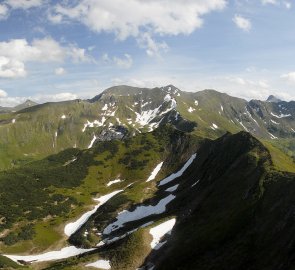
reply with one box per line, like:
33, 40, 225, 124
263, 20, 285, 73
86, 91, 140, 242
24, 131, 295, 270
0, 85, 295, 270
0, 85, 294, 171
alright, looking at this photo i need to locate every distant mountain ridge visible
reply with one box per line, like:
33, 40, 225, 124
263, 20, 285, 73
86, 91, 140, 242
0, 84, 294, 170
0, 99, 38, 113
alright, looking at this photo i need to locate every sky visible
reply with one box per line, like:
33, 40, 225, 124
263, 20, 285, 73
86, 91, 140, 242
0, 0, 294, 106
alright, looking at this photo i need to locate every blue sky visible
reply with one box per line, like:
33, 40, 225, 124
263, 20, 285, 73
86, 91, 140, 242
0, 0, 294, 106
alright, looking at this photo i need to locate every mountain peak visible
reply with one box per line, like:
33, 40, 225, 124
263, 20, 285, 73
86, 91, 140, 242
266, 95, 282, 103
14, 99, 38, 111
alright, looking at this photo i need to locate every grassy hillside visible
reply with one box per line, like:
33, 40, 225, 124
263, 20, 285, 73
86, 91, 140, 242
0, 125, 199, 254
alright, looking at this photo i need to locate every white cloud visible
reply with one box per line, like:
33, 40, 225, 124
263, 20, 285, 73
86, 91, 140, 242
0, 92, 78, 107
36, 92, 78, 102
284, 1, 292, 9
281, 72, 295, 82
102, 53, 133, 69
0, 89, 8, 98
261, 0, 278, 4
0, 37, 90, 78
261, 0, 292, 8
0, 4, 8, 20
233, 15, 252, 31
113, 54, 133, 69
137, 32, 169, 57
5, 0, 43, 10
55, 67, 66, 75
0, 56, 26, 78
49, 0, 227, 55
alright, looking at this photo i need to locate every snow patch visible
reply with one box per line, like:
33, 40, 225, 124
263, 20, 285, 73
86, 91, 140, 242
271, 119, 279, 125
194, 100, 198, 106
103, 194, 176, 235
86, 260, 111, 269
64, 190, 123, 237
150, 218, 176, 249
270, 112, 291, 118
116, 118, 122, 125
4, 246, 94, 263
146, 162, 163, 182
210, 123, 218, 130
61, 115, 66, 119
83, 118, 106, 132
165, 184, 179, 192
268, 132, 278, 140
191, 180, 200, 187
88, 135, 97, 148
164, 94, 172, 102
236, 118, 248, 132
188, 107, 195, 113
159, 154, 197, 186
12, 119, 16, 124
102, 104, 108, 111
63, 157, 77, 166
107, 179, 122, 187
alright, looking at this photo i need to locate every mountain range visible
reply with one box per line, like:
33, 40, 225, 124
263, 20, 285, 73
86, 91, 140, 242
0, 85, 294, 270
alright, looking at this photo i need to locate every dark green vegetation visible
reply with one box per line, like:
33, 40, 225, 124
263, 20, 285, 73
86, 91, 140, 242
0, 125, 199, 254
0, 85, 294, 270
151, 132, 295, 270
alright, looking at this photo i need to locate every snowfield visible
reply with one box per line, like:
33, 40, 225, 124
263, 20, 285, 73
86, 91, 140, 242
150, 218, 176, 250
159, 154, 196, 186
103, 194, 176, 235
146, 162, 163, 182
107, 179, 123, 186
165, 184, 179, 192
88, 135, 97, 148
4, 246, 95, 263
64, 190, 123, 237
86, 259, 111, 269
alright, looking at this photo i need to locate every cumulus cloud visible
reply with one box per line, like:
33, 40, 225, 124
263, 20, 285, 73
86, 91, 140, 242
49, 0, 227, 55
233, 15, 252, 31
55, 67, 66, 75
0, 4, 9, 20
137, 32, 169, 57
0, 89, 8, 98
281, 72, 295, 82
103, 53, 133, 69
0, 56, 26, 78
0, 0, 44, 20
0, 37, 90, 78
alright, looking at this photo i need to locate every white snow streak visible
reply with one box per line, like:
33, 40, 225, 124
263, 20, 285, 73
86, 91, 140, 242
64, 190, 123, 237
146, 162, 163, 182
270, 112, 291, 118
158, 154, 196, 186
4, 246, 95, 263
88, 135, 97, 148
86, 260, 111, 269
103, 194, 176, 235
150, 218, 176, 250
107, 179, 122, 187
165, 184, 179, 192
